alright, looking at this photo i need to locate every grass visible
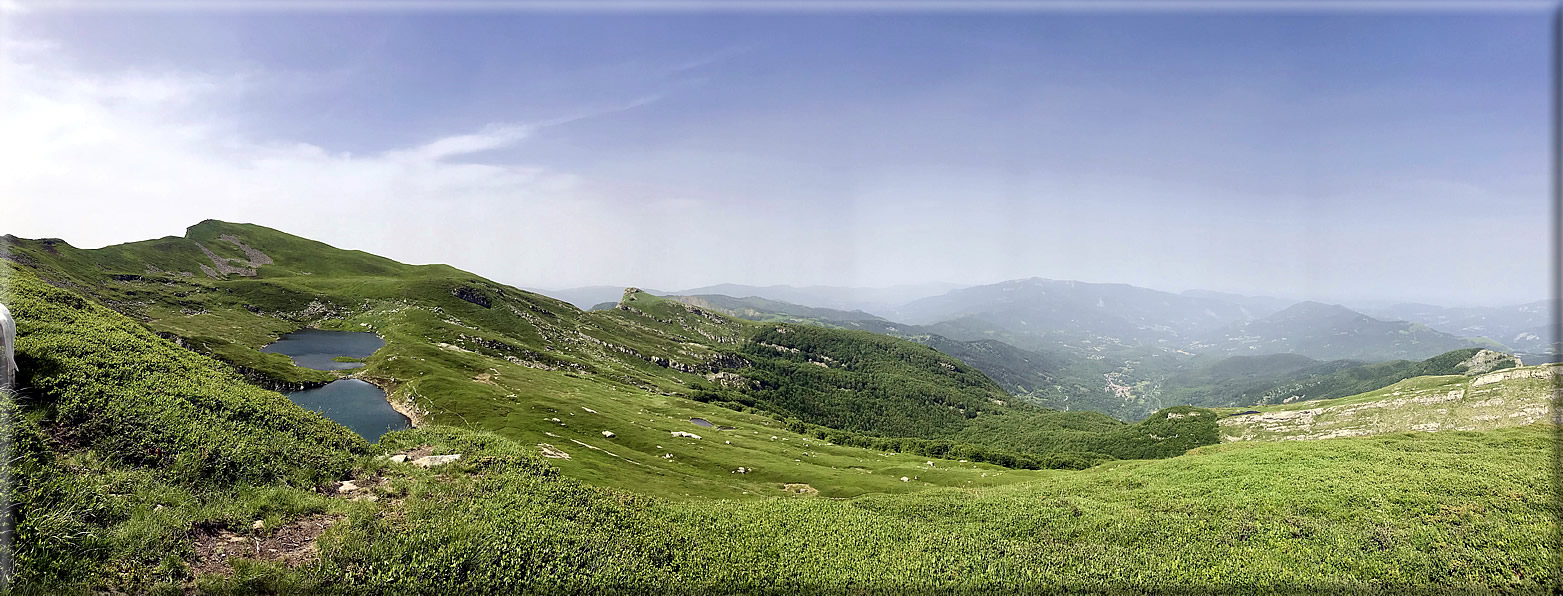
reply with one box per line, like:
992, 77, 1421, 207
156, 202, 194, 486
300, 423, 1554, 594
1214, 364, 1559, 442
3, 221, 1557, 593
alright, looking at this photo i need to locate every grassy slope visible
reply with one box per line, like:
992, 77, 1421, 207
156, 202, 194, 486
4, 234, 1557, 593
1214, 363, 1559, 442
2, 223, 1222, 498
2, 266, 367, 591
309, 423, 1555, 594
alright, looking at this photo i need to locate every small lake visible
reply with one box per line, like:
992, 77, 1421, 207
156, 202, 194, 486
261, 329, 385, 370
286, 379, 409, 441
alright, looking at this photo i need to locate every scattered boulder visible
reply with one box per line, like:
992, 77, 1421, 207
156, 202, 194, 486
387, 454, 407, 464
671, 431, 702, 439
251, 520, 265, 532
336, 480, 361, 493
601, 430, 616, 438
900, 477, 910, 482
410, 454, 462, 467
734, 467, 748, 474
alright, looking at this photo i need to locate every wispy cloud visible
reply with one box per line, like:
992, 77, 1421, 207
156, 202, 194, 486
0, 35, 654, 286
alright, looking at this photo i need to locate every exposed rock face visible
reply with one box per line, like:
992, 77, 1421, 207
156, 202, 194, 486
0, 303, 13, 389
195, 241, 258, 278
451, 286, 492, 308
1458, 349, 1519, 375
219, 234, 273, 266
1472, 366, 1561, 387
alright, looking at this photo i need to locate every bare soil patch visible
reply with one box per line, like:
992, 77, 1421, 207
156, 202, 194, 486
189, 514, 342, 578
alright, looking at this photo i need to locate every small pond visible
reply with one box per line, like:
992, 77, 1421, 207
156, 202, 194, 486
286, 379, 409, 441
263, 329, 403, 440
261, 328, 385, 370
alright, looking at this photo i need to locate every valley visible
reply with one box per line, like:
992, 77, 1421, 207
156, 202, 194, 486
0, 221, 1555, 593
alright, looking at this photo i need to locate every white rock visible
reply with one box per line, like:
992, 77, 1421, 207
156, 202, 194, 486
337, 480, 361, 492
926, 461, 935, 467
602, 430, 616, 438
671, 431, 702, 439
582, 407, 598, 413
537, 444, 570, 459
900, 477, 910, 482
387, 454, 407, 464
411, 454, 462, 467
251, 520, 265, 531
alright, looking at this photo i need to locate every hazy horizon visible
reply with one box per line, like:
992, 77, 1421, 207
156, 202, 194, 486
2, 5, 1552, 308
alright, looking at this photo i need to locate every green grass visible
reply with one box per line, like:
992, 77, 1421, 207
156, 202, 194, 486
1214, 364, 1560, 442
4, 221, 1558, 593
297, 423, 1555, 594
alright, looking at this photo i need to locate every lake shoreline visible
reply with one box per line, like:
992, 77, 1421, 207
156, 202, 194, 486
357, 374, 423, 428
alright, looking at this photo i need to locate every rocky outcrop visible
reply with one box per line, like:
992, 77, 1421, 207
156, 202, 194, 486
1472, 365, 1561, 387
450, 286, 492, 309
195, 241, 258, 278
1458, 349, 1520, 375
218, 234, 273, 266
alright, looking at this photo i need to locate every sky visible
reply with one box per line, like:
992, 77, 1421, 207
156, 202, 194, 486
0, 2, 1553, 307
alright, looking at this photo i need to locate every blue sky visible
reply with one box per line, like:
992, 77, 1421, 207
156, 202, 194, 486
0, 5, 1552, 306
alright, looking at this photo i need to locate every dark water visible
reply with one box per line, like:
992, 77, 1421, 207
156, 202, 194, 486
690, 417, 714, 428
261, 329, 385, 370
286, 379, 409, 441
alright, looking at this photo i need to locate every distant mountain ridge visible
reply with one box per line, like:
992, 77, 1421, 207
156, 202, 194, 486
1356, 300, 1554, 354
661, 294, 889, 323
1196, 301, 1490, 361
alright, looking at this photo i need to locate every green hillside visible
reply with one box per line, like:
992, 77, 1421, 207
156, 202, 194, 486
1215, 362, 1559, 442
2, 225, 1557, 592
1150, 348, 1522, 409
0, 223, 1220, 496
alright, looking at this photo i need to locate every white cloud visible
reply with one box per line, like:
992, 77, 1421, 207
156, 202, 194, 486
0, 37, 676, 288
